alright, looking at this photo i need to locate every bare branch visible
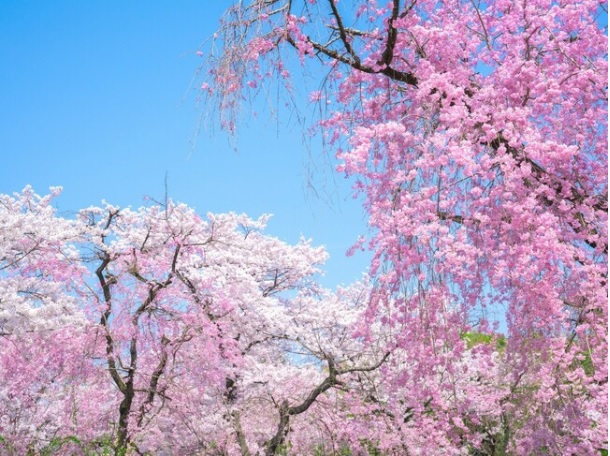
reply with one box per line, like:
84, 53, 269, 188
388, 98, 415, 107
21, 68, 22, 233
327, 0, 360, 64
285, 34, 418, 86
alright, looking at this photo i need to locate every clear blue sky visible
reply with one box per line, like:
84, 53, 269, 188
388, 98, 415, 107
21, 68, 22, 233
0, 1, 370, 288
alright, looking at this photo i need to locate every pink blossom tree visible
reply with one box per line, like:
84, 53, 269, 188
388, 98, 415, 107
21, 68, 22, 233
0, 187, 108, 454
76, 199, 354, 454
202, 0, 608, 453
0, 188, 392, 455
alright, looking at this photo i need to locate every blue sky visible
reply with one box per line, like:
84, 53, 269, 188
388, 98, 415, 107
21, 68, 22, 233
0, 1, 370, 288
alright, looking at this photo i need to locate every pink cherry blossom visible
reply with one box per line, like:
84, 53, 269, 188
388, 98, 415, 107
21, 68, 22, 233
201, 0, 608, 454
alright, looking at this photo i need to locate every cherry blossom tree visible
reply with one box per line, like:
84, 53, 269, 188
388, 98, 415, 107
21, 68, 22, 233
0, 187, 108, 454
0, 1, 606, 452
202, 1, 608, 453
0, 188, 394, 455
0, 186, 86, 336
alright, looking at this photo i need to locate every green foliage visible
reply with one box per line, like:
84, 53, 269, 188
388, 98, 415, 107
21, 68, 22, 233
276, 442, 290, 456
83, 435, 115, 456
461, 332, 506, 351
39, 435, 83, 456
358, 439, 383, 456
11, 434, 117, 456
311, 442, 387, 456
580, 350, 595, 376
313, 444, 353, 455
0, 435, 16, 455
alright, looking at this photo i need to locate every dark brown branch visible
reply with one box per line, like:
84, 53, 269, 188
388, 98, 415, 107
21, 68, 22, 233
336, 351, 390, 375
232, 411, 252, 456
285, 34, 418, 86
96, 254, 126, 394
262, 269, 292, 296
119, 243, 179, 453
327, 0, 359, 64
175, 268, 217, 321
95, 210, 125, 395
329, 25, 367, 37
437, 211, 465, 225
487, 134, 607, 253
242, 333, 292, 355
381, 66, 419, 86
380, 0, 400, 67
264, 352, 390, 455
287, 358, 338, 416
285, 12, 602, 248
132, 245, 180, 317
136, 336, 170, 427
0, 241, 42, 272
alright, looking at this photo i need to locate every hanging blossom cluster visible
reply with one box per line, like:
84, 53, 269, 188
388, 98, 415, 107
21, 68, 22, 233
203, 0, 607, 454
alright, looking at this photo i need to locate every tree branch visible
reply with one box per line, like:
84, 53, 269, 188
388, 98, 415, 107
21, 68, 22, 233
264, 352, 390, 455
327, 0, 360, 64
94, 216, 126, 394
487, 134, 607, 254
232, 411, 252, 456
285, 34, 418, 86
379, 0, 400, 67
136, 336, 170, 428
